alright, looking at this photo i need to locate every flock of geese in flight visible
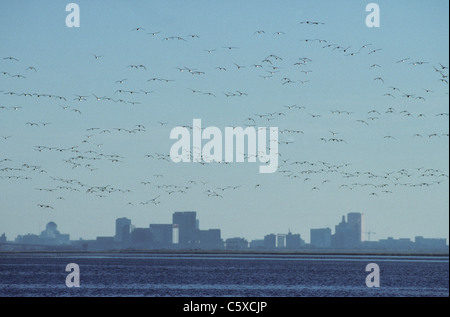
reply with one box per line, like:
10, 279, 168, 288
0, 18, 448, 215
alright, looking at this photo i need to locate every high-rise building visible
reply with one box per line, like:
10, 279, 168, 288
285, 232, 303, 249
264, 234, 276, 249
130, 228, 153, 248
277, 234, 286, 249
332, 213, 363, 248
173, 224, 179, 244
172, 211, 197, 246
115, 217, 131, 243
198, 229, 223, 250
149, 224, 173, 248
348, 212, 364, 242
310, 228, 332, 248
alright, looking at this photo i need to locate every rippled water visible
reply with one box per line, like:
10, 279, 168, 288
0, 253, 448, 297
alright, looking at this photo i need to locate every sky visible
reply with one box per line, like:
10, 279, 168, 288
0, 0, 448, 243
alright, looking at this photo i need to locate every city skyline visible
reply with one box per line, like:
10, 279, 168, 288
0, 1, 448, 244
4, 210, 448, 249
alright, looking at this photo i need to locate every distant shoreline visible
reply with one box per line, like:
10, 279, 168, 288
0, 249, 448, 257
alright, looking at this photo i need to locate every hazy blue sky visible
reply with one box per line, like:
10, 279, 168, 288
0, 0, 448, 243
